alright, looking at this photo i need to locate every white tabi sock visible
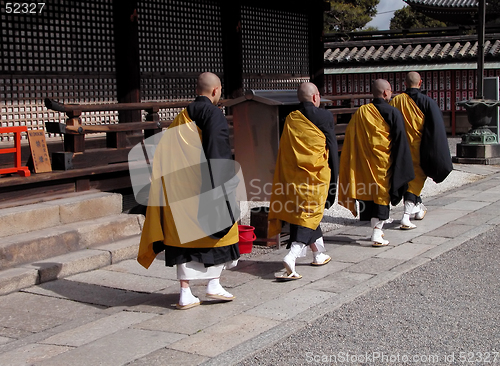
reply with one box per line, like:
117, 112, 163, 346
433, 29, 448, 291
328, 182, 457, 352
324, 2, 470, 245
371, 217, 384, 230
206, 278, 233, 297
370, 218, 389, 245
401, 201, 417, 228
283, 241, 306, 275
179, 287, 199, 306
312, 237, 330, 263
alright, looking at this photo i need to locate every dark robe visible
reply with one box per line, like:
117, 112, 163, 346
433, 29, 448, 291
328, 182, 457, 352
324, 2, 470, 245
405, 88, 453, 183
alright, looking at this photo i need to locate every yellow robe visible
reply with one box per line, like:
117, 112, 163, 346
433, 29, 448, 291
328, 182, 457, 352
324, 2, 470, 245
338, 103, 392, 217
390, 93, 426, 197
137, 109, 238, 269
268, 111, 330, 237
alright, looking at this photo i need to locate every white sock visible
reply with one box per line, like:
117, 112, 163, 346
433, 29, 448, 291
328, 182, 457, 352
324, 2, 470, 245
179, 287, 199, 306
283, 242, 306, 275
371, 218, 384, 230
313, 237, 326, 253
402, 201, 417, 227
207, 278, 232, 297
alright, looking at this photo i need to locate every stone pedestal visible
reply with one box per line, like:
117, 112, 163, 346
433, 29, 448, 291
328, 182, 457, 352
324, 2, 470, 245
454, 99, 500, 165
453, 143, 500, 164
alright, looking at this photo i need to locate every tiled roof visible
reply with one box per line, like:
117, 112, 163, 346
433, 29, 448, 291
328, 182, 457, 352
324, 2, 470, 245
324, 36, 500, 65
404, 0, 478, 7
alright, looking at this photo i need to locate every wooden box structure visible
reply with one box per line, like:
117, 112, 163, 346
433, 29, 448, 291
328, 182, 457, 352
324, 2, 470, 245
0, 0, 327, 203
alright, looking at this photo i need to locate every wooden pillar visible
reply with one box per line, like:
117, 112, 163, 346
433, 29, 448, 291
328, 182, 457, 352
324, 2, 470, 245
221, 0, 244, 99
308, 1, 328, 91
113, 0, 141, 122
476, 0, 486, 99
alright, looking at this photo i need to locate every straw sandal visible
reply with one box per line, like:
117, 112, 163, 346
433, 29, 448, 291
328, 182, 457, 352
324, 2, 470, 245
275, 271, 302, 281
175, 301, 201, 310
311, 255, 331, 266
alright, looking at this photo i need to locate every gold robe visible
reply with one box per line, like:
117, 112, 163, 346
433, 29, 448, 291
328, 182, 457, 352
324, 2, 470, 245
268, 111, 330, 237
390, 93, 427, 197
338, 103, 392, 217
137, 109, 238, 269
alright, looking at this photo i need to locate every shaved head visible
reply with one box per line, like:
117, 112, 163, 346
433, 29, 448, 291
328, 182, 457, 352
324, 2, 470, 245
372, 79, 392, 100
405, 71, 422, 88
196, 72, 222, 104
297, 82, 320, 106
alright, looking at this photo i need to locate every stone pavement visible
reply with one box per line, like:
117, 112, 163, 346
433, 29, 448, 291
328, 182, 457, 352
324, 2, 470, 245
0, 164, 499, 366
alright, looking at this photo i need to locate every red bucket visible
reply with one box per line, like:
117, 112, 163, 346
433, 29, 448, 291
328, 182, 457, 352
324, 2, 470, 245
238, 225, 256, 254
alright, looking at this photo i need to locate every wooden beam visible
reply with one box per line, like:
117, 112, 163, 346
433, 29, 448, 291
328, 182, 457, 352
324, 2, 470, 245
112, 0, 141, 122
221, 0, 244, 98
309, 1, 327, 91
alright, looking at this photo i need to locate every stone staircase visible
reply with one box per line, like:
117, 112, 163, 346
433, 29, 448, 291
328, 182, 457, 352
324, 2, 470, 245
0, 190, 144, 295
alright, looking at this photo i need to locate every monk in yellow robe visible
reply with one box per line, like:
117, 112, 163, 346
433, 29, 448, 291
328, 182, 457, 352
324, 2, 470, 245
137, 72, 240, 309
390, 71, 453, 229
338, 79, 414, 247
268, 82, 339, 279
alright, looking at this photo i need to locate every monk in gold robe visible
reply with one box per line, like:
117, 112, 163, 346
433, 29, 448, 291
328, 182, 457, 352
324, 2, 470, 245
268, 82, 339, 279
137, 72, 240, 309
339, 79, 414, 247
390, 72, 453, 229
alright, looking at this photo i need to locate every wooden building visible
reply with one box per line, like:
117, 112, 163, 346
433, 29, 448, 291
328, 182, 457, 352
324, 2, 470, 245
0, 0, 325, 202
323, 0, 500, 135
323, 26, 500, 135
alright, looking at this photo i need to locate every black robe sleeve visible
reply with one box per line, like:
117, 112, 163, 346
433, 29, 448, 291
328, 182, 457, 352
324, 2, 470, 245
300, 103, 339, 209
188, 97, 236, 238
408, 90, 453, 183
373, 99, 415, 206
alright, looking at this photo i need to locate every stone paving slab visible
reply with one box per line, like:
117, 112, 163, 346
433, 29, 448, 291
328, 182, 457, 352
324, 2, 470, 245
468, 190, 500, 202
326, 243, 390, 263
442, 199, 492, 211
127, 348, 209, 366
0, 291, 104, 319
243, 288, 335, 321
26, 249, 111, 283
23, 278, 145, 307
347, 257, 405, 275
94, 236, 141, 264
292, 260, 353, 281
106, 258, 176, 280
55, 191, 123, 224
409, 235, 448, 246
66, 268, 175, 293
425, 223, 477, 238
37, 328, 186, 366
0, 170, 498, 366
133, 291, 266, 336
307, 271, 374, 293
0, 306, 68, 334
0, 343, 71, 366
168, 314, 281, 358
454, 212, 499, 226
0, 203, 60, 238
425, 195, 464, 207
39, 311, 157, 347
0, 267, 39, 295
375, 242, 435, 260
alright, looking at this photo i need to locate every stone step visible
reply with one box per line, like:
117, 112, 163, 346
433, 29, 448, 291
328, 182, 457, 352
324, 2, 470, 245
0, 214, 144, 270
0, 191, 123, 238
0, 235, 141, 295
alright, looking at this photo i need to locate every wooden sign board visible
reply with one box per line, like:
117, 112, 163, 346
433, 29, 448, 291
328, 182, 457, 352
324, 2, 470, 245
27, 130, 52, 173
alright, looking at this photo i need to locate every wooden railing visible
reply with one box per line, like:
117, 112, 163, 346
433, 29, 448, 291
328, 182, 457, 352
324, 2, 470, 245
43, 95, 369, 169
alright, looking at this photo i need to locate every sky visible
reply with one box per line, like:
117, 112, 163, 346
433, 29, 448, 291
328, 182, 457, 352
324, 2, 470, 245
366, 0, 407, 30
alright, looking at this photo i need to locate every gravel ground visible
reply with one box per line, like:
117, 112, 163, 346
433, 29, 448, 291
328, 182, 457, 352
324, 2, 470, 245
238, 222, 500, 366
242, 137, 483, 258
